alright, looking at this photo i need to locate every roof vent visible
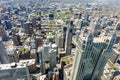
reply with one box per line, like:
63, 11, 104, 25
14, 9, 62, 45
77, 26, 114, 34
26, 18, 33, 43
11, 63, 17, 68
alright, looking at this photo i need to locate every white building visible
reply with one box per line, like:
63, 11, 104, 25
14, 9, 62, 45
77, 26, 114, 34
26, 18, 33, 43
0, 62, 30, 80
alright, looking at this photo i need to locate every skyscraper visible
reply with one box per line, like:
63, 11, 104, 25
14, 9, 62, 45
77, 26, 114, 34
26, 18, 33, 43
24, 21, 33, 36
65, 20, 73, 55
47, 33, 53, 43
49, 44, 57, 70
43, 41, 51, 62
55, 30, 64, 48
71, 29, 116, 80
63, 26, 67, 48
92, 21, 100, 37
37, 47, 45, 74
79, 19, 83, 30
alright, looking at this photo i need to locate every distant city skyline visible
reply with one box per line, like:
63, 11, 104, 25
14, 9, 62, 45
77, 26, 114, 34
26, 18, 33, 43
0, 0, 120, 80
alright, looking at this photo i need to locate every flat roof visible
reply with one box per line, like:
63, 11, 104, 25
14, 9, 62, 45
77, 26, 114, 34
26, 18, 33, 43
0, 59, 35, 70
79, 32, 111, 43
0, 63, 26, 70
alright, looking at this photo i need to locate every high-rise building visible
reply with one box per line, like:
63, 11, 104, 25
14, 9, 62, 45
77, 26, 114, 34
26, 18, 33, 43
55, 30, 59, 45
49, 49, 57, 70
101, 17, 107, 28
12, 34, 21, 46
49, 13, 54, 20
79, 19, 83, 30
65, 20, 73, 55
0, 37, 10, 64
115, 23, 120, 44
76, 30, 80, 41
43, 41, 51, 62
79, 13, 82, 19
55, 30, 64, 48
24, 21, 33, 36
85, 14, 89, 21
37, 47, 45, 74
0, 26, 7, 40
5, 20, 12, 29
20, 17, 26, 28
49, 44, 57, 70
47, 33, 53, 43
28, 13, 37, 28
92, 21, 100, 37
71, 29, 116, 80
63, 26, 67, 48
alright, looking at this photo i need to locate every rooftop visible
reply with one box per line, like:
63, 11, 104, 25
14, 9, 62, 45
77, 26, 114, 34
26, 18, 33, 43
113, 44, 120, 54
0, 59, 35, 70
61, 55, 74, 65
79, 32, 111, 43
0, 63, 26, 70
64, 64, 72, 80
